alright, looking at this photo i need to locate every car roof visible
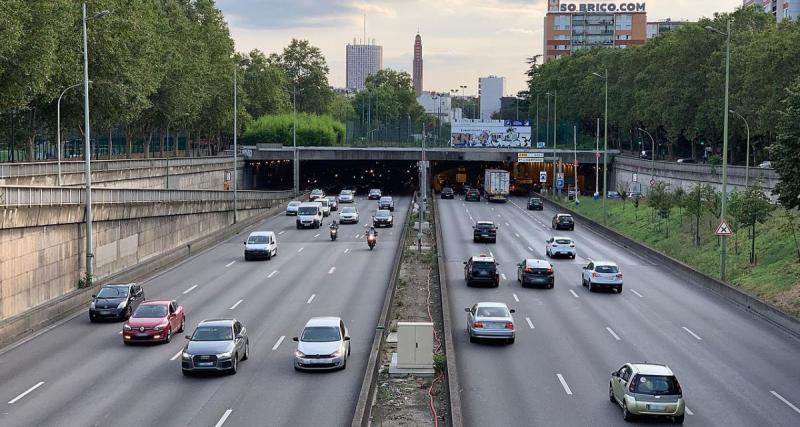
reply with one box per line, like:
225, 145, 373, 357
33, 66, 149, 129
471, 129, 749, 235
341, 206, 357, 210
630, 363, 674, 376
376, 209, 391, 214
311, 189, 323, 192
288, 200, 301, 204
299, 201, 322, 207
556, 213, 572, 217
102, 283, 134, 288
471, 255, 495, 262
305, 317, 342, 327
197, 318, 235, 327
593, 261, 618, 266
380, 196, 392, 199
476, 221, 494, 225
475, 302, 508, 308
552, 236, 572, 240
369, 189, 381, 192
249, 231, 273, 236
140, 300, 172, 306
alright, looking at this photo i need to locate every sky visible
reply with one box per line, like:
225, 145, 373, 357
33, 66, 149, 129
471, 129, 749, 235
217, 0, 745, 96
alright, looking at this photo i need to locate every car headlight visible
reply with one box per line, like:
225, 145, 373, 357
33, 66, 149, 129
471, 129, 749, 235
330, 350, 342, 358
117, 300, 128, 310
294, 350, 306, 358
90, 301, 95, 310
181, 351, 192, 359
218, 351, 232, 358
123, 324, 132, 331
153, 323, 168, 331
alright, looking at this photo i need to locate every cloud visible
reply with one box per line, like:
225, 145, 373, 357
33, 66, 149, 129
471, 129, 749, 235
220, 0, 358, 29
496, 28, 540, 35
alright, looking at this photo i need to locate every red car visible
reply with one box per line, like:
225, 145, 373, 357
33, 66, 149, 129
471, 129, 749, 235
123, 300, 185, 344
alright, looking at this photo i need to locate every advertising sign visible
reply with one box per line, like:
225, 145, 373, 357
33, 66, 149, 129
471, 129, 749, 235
450, 120, 532, 148
556, 1, 646, 13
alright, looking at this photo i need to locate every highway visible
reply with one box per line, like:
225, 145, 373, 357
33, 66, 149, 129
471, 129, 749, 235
0, 195, 409, 427
438, 194, 800, 427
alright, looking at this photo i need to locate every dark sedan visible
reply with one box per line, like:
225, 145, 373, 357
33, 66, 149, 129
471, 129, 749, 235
552, 214, 575, 231
441, 187, 454, 199
527, 197, 543, 210
517, 259, 554, 288
373, 209, 394, 228
89, 283, 144, 322
181, 319, 249, 375
465, 189, 481, 202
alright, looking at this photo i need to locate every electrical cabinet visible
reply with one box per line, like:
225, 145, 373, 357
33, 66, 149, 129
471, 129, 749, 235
396, 322, 433, 369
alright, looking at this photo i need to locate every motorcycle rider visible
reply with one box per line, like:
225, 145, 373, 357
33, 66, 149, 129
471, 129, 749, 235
366, 226, 378, 248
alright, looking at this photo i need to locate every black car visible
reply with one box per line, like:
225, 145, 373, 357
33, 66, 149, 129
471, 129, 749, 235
89, 283, 144, 322
464, 255, 500, 287
517, 259, 555, 289
527, 197, 543, 210
373, 209, 394, 227
552, 214, 575, 231
441, 187, 454, 199
465, 189, 481, 202
473, 221, 497, 243
378, 196, 395, 211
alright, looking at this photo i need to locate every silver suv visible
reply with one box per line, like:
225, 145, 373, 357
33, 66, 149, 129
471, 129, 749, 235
181, 319, 249, 376
609, 363, 685, 423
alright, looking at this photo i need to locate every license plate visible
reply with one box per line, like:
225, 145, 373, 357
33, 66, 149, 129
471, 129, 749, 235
137, 333, 148, 337
197, 362, 213, 367
647, 404, 665, 411
100, 310, 110, 315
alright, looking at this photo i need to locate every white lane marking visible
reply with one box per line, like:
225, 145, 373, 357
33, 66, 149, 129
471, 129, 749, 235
182, 285, 198, 294
630, 289, 644, 298
278, 230, 285, 235
267, 270, 278, 279
118, 331, 122, 335
272, 335, 285, 351
502, 274, 508, 281
770, 391, 800, 414
569, 289, 580, 298
328, 267, 336, 274
229, 299, 243, 310
556, 374, 573, 395
505, 222, 510, 227
297, 247, 304, 253
526, 317, 535, 329
488, 250, 494, 258
214, 409, 233, 427
682, 326, 702, 340
306, 294, 316, 304
514, 233, 520, 238
355, 234, 361, 238
527, 246, 534, 252
313, 233, 320, 238
170, 350, 182, 361
685, 407, 695, 416
8, 381, 45, 404
225, 261, 236, 268
344, 248, 351, 254
512, 293, 519, 302
606, 327, 621, 341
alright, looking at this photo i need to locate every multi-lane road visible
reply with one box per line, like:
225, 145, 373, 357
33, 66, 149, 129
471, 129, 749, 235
0, 196, 409, 427
439, 195, 800, 427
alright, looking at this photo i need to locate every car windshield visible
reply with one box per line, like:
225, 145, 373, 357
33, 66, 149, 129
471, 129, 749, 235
595, 265, 619, 273
476, 307, 509, 318
191, 326, 233, 341
298, 207, 318, 215
473, 261, 496, 270
376, 211, 391, 218
133, 305, 168, 318
341, 207, 357, 213
530, 198, 541, 203
632, 375, 681, 395
301, 326, 341, 342
370, 189, 380, 194
311, 190, 322, 195
380, 197, 392, 202
476, 223, 494, 229
340, 191, 351, 195
558, 216, 573, 221
443, 187, 452, 192
555, 239, 572, 245
288, 202, 301, 207
97, 287, 128, 298
247, 235, 269, 244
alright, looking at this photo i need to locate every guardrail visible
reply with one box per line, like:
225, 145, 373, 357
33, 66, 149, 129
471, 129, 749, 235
0, 186, 293, 207
0, 156, 236, 179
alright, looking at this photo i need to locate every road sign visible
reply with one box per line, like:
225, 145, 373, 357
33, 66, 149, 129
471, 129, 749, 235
715, 221, 733, 236
556, 173, 564, 190
650, 178, 656, 186
518, 152, 544, 158
632, 173, 638, 183
225, 171, 231, 181
537, 141, 546, 148
518, 157, 544, 163
539, 171, 547, 183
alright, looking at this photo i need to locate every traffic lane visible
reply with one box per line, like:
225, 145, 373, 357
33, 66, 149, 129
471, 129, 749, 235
217, 196, 411, 427
498, 198, 800, 425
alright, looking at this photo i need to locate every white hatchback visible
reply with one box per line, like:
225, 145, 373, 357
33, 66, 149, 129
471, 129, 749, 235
546, 236, 576, 259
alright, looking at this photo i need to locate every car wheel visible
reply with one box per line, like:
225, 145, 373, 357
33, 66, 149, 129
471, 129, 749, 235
229, 354, 238, 375
165, 328, 172, 343
570, 226, 574, 231
182, 369, 191, 376
549, 282, 554, 289
273, 248, 277, 257
469, 334, 476, 343
124, 306, 132, 320
242, 341, 249, 361
473, 238, 478, 243
341, 355, 347, 370
588, 282, 595, 292
178, 318, 185, 333
508, 337, 515, 344
623, 403, 635, 421
266, 252, 271, 261
123, 340, 131, 346
89, 315, 96, 323
617, 286, 623, 294
244, 254, 250, 261
609, 384, 615, 403
674, 414, 684, 424
296, 224, 300, 229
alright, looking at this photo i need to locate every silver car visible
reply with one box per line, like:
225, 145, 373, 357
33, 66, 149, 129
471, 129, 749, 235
610, 363, 685, 423
465, 302, 515, 344
326, 196, 338, 211
286, 200, 301, 216
338, 190, 354, 203
339, 206, 359, 224
181, 319, 249, 375
582, 261, 623, 293
293, 317, 350, 371
546, 236, 576, 259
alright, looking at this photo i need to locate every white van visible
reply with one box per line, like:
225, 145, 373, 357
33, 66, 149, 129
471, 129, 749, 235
296, 202, 323, 229
318, 198, 331, 217
243, 231, 277, 261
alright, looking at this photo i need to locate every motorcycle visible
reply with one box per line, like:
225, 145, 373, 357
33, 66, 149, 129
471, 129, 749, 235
330, 224, 338, 241
367, 232, 377, 250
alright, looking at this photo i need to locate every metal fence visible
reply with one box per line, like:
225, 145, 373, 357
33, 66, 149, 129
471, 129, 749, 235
0, 186, 294, 207
0, 156, 237, 179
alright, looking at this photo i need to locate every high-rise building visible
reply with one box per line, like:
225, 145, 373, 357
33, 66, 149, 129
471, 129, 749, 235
346, 40, 383, 91
543, 0, 647, 62
478, 76, 505, 120
743, 0, 800, 22
647, 19, 689, 39
413, 33, 423, 96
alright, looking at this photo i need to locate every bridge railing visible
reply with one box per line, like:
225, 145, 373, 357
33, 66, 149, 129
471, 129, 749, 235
0, 185, 293, 208
0, 156, 236, 179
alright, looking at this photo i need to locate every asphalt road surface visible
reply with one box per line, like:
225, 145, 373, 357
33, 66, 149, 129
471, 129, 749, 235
439, 194, 800, 427
0, 195, 409, 427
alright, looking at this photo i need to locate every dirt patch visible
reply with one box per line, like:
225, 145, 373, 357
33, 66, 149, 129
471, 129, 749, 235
370, 197, 449, 426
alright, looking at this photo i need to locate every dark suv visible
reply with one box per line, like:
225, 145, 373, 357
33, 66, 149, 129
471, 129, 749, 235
89, 283, 145, 322
527, 197, 543, 210
473, 221, 497, 243
464, 255, 500, 287
552, 214, 574, 231
378, 196, 394, 211
441, 187, 454, 199
465, 189, 481, 202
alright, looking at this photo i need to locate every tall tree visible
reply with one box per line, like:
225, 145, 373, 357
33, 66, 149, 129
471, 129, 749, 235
271, 39, 333, 115
731, 185, 772, 264
237, 49, 290, 119
771, 78, 800, 209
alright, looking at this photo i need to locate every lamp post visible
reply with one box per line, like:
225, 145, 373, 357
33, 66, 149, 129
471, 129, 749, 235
637, 128, 656, 183
81, 2, 111, 282
706, 20, 732, 281
233, 66, 238, 223
591, 69, 608, 225
730, 109, 750, 187
460, 85, 468, 118
57, 82, 84, 186
595, 118, 600, 196
292, 83, 298, 195
545, 92, 553, 191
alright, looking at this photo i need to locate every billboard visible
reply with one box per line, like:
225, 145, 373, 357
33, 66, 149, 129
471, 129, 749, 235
450, 120, 532, 148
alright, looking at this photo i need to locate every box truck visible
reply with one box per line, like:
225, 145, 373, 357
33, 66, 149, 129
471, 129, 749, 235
484, 169, 510, 202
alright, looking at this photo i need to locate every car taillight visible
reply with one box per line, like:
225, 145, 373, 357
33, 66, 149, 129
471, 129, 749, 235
552, 244, 558, 247
491, 227, 496, 232
569, 243, 575, 247
524, 268, 534, 273
473, 322, 484, 328
616, 273, 624, 278
591, 272, 599, 278
504, 322, 514, 330
547, 267, 554, 274
629, 376, 638, 392
676, 382, 682, 394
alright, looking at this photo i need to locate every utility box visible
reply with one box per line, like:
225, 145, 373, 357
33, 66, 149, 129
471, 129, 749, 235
396, 322, 434, 369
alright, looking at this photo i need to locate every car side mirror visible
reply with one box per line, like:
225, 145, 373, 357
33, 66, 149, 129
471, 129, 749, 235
510, 309, 516, 313
463, 261, 467, 265
582, 266, 588, 269
235, 334, 244, 340
185, 335, 192, 340
464, 308, 471, 312
292, 337, 299, 342
344, 336, 351, 341
611, 371, 619, 377
91, 294, 96, 298
243, 241, 246, 245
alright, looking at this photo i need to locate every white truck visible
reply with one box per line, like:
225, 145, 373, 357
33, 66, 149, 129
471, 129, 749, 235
484, 169, 510, 202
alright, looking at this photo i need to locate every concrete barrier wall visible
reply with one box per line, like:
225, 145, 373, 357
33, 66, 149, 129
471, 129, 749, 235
0, 198, 278, 323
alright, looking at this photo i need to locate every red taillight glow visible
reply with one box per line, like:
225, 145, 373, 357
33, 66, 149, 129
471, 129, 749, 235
524, 268, 534, 273
629, 376, 638, 392
569, 243, 575, 247
547, 267, 554, 274
473, 322, 484, 328
591, 272, 599, 278
616, 273, 624, 278
504, 322, 514, 330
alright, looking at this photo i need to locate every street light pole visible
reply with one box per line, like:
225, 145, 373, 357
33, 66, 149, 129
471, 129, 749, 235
638, 128, 656, 182
233, 66, 238, 224
293, 83, 298, 196
730, 109, 750, 187
591, 69, 609, 225
595, 118, 600, 196
57, 82, 83, 186
573, 125, 579, 205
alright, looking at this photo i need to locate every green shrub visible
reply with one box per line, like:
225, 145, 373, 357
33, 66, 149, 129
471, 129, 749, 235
243, 113, 345, 146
